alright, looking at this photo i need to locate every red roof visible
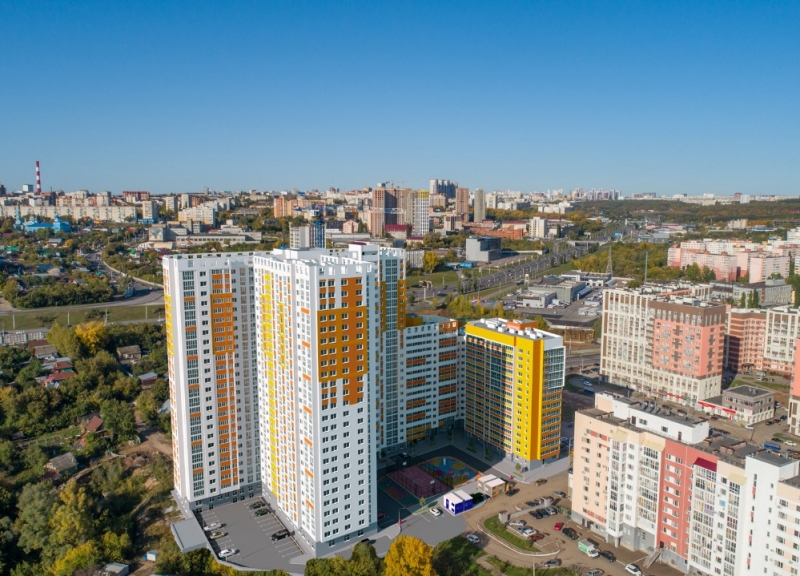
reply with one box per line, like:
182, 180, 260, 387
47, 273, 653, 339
694, 457, 717, 472
51, 361, 73, 370
85, 416, 103, 433
46, 372, 76, 382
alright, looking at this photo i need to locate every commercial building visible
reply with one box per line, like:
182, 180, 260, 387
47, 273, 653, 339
572, 392, 800, 576
601, 284, 726, 403
465, 236, 501, 263
696, 385, 774, 424
465, 318, 565, 468
163, 252, 262, 512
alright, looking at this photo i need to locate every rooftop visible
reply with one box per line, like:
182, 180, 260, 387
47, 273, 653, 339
468, 318, 561, 343
724, 385, 773, 399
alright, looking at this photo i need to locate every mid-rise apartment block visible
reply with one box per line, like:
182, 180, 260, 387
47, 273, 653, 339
573, 393, 800, 576
601, 285, 725, 402
763, 306, 800, 375
790, 339, 800, 437
164, 252, 261, 510
465, 319, 565, 467
725, 308, 766, 373
455, 187, 470, 223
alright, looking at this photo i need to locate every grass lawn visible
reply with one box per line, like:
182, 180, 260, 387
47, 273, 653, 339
483, 516, 540, 552
487, 556, 534, 576
2, 305, 164, 330
432, 536, 492, 576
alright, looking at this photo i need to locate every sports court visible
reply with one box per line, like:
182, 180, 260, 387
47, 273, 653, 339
420, 456, 480, 488
377, 475, 418, 507
387, 465, 450, 498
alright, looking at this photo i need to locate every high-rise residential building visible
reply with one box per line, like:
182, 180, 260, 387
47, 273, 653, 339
724, 308, 766, 372
368, 187, 401, 236
465, 318, 565, 467
273, 196, 298, 218
572, 392, 800, 576
163, 252, 261, 511
455, 187, 470, 223
763, 306, 800, 375
411, 190, 430, 236
601, 284, 726, 402
529, 216, 549, 239
141, 200, 159, 222
253, 244, 405, 554
429, 179, 457, 200
790, 338, 800, 436
473, 189, 486, 223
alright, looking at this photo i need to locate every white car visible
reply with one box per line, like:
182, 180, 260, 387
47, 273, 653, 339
625, 564, 643, 576
466, 534, 481, 544
203, 522, 221, 532
786, 440, 798, 447
218, 549, 237, 558
430, 507, 443, 517
508, 520, 526, 528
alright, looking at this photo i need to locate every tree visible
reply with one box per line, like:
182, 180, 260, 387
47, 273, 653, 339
50, 540, 100, 576
384, 535, 435, 576
422, 251, 440, 274
739, 293, 746, 308
348, 541, 383, 576
305, 556, 350, 576
74, 322, 110, 356
14, 482, 58, 554
100, 400, 136, 441
101, 531, 131, 562
684, 263, 701, 281
701, 265, 716, 282
49, 481, 96, 554
46, 323, 84, 358
0, 440, 19, 475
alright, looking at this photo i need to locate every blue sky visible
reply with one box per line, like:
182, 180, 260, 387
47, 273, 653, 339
1, 1, 798, 196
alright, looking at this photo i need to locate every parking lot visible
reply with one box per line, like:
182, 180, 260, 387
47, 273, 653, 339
196, 496, 304, 572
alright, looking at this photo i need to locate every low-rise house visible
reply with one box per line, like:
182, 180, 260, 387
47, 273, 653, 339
33, 344, 57, 359
138, 372, 158, 388
697, 385, 775, 424
43, 371, 76, 388
45, 452, 78, 479
116, 345, 142, 365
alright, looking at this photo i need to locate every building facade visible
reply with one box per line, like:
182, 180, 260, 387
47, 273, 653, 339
601, 285, 725, 403
455, 187, 470, 223
725, 308, 767, 372
572, 392, 800, 576
763, 306, 800, 375
464, 319, 565, 468
473, 189, 486, 223
164, 252, 262, 511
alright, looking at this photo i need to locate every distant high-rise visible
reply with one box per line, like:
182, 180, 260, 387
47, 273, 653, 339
473, 189, 486, 223
411, 190, 431, 236
429, 179, 457, 200
455, 187, 470, 223
368, 186, 401, 236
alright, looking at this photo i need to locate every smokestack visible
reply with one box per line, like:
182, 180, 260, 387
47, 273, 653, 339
35, 161, 41, 195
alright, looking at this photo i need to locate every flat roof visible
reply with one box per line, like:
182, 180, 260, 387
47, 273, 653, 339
751, 451, 795, 467
725, 386, 773, 399
171, 518, 208, 553
468, 318, 561, 343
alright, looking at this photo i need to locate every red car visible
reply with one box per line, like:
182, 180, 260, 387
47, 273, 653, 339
554, 522, 564, 531
377, 510, 387, 520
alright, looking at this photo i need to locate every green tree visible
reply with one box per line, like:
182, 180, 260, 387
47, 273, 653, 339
50, 540, 100, 576
46, 323, 84, 359
0, 440, 19, 475
49, 481, 96, 555
739, 293, 746, 308
14, 482, 58, 554
100, 400, 137, 441
101, 531, 131, 562
348, 541, 384, 576
22, 444, 48, 471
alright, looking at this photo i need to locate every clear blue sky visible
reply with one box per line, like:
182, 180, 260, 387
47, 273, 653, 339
1, 1, 798, 196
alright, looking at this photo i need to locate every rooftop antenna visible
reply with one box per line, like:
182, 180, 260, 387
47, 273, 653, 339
35, 161, 41, 195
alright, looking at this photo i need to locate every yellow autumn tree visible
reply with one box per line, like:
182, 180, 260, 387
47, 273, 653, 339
384, 535, 436, 576
49, 481, 95, 550
50, 540, 100, 576
74, 321, 110, 355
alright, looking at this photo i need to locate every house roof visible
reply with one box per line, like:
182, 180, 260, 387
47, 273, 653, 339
51, 361, 73, 370
85, 416, 104, 433
116, 345, 141, 355
47, 452, 78, 472
138, 372, 158, 381
34, 344, 58, 357
46, 372, 76, 382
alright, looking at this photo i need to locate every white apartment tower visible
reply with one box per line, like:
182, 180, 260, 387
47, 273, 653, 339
164, 252, 261, 510
252, 244, 405, 555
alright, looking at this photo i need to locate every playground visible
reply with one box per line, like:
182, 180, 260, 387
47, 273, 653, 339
420, 456, 480, 488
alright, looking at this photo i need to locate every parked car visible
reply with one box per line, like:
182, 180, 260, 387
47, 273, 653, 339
466, 534, 481, 545
255, 508, 269, 517
209, 531, 225, 540
535, 479, 548, 486
529, 532, 545, 541
520, 527, 536, 536
772, 437, 783, 443
541, 560, 561, 568
545, 506, 558, 516
430, 508, 443, 517
554, 522, 564, 531
600, 550, 617, 563
786, 440, 798, 446
625, 564, 643, 576
271, 529, 291, 541
526, 499, 543, 507
508, 519, 526, 528
203, 523, 221, 532
553, 491, 567, 498
249, 501, 265, 510
562, 527, 579, 540
587, 570, 604, 576
506, 488, 519, 497
377, 510, 387, 520
218, 549, 237, 558
530, 510, 544, 519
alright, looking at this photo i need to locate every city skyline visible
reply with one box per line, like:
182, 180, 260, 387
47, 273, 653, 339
1, 2, 799, 195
